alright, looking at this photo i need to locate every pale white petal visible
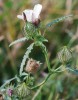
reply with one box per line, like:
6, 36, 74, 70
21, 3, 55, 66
33, 4, 42, 19
23, 10, 33, 22
17, 15, 24, 20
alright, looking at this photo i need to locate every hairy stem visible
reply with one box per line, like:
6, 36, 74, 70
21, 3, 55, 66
29, 73, 51, 90
40, 44, 51, 72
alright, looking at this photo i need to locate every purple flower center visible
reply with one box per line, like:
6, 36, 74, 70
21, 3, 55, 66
7, 89, 13, 96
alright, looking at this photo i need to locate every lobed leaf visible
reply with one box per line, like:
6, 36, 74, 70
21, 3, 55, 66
9, 37, 28, 47
46, 15, 73, 27
66, 64, 78, 75
36, 35, 48, 42
20, 43, 34, 75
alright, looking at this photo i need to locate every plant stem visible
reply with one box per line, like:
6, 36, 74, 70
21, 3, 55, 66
29, 73, 51, 90
27, 64, 66, 90
44, 49, 51, 72
32, 85, 43, 100
67, 38, 75, 47
40, 43, 51, 72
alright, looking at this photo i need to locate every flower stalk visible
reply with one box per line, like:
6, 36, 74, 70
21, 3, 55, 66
40, 45, 51, 72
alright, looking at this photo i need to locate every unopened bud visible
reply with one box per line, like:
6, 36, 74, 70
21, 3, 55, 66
57, 46, 72, 63
15, 82, 30, 98
25, 58, 41, 73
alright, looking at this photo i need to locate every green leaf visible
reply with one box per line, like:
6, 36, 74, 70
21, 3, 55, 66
46, 15, 73, 27
20, 72, 28, 77
9, 37, 28, 47
20, 43, 34, 75
66, 64, 78, 75
36, 35, 48, 42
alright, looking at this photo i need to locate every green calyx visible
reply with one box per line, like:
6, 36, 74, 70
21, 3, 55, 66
24, 22, 48, 43
24, 22, 39, 39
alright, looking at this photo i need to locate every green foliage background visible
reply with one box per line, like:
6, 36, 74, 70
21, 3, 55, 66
0, 0, 78, 100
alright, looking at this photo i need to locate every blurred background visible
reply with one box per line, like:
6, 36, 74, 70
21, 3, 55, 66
0, 0, 78, 99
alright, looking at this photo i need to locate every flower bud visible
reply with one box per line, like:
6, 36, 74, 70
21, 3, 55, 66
15, 82, 30, 98
57, 46, 72, 63
25, 58, 41, 73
